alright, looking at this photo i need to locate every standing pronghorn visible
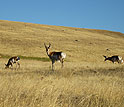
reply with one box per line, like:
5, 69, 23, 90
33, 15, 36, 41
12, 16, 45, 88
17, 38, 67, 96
44, 43, 66, 71
5, 56, 20, 69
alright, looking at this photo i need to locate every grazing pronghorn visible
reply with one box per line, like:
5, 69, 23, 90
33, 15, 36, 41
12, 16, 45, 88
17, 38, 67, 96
103, 55, 123, 64
5, 56, 20, 69
44, 43, 66, 71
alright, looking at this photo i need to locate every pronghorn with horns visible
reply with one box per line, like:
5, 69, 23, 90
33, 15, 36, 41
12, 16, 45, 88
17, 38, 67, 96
44, 43, 66, 71
5, 56, 20, 69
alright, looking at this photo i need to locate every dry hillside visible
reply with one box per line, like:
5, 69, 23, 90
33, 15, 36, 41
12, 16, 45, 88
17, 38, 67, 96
0, 20, 124, 63
0, 20, 124, 107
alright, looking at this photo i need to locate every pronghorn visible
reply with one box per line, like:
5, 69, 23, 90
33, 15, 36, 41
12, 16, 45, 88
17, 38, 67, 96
44, 43, 66, 71
103, 55, 123, 64
5, 56, 20, 69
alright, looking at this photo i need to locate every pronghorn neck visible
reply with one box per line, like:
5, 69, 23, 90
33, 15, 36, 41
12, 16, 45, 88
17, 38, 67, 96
47, 49, 51, 57
5, 59, 11, 68
6, 62, 10, 67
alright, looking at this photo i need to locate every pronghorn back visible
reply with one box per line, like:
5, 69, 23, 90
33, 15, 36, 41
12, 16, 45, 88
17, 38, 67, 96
49, 52, 63, 61
10, 56, 20, 63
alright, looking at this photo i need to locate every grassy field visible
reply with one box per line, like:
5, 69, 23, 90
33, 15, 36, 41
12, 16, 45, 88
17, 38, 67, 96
0, 20, 124, 107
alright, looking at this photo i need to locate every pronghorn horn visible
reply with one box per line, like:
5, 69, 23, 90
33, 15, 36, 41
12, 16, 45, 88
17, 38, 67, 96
44, 43, 47, 47
49, 43, 51, 48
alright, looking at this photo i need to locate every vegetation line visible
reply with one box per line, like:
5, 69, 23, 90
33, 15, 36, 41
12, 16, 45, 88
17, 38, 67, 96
0, 53, 50, 62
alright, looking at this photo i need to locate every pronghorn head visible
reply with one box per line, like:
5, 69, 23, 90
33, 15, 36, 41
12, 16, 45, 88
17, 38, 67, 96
44, 43, 51, 53
5, 64, 9, 69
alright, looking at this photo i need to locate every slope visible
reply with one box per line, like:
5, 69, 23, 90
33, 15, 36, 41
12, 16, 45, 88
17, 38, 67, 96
0, 20, 124, 63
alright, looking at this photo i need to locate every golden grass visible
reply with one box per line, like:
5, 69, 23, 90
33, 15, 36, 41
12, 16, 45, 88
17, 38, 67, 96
0, 20, 124, 107
0, 59, 124, 107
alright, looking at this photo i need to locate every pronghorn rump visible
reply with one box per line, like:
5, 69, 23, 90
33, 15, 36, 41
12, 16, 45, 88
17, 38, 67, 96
61, 52, 66, 59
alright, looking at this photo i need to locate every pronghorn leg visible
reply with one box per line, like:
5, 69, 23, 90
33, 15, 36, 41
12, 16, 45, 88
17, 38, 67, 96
52, 61, 55, 71
17, 62, 20, 68
10, 63, 13, 69
112, 61, 115, 64
61, 59, 64, 68
16, 62, 20, 70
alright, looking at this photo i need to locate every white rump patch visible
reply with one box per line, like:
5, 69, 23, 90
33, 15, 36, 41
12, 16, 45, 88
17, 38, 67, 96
61, 52, 66, 59
118, 56, 122, 60
121, 59, 123, 63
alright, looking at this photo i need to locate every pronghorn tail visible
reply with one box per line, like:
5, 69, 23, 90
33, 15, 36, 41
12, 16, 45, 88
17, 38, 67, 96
61, 52, 66, 59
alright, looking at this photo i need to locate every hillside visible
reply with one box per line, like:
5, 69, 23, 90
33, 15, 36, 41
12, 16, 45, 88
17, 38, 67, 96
0, 20, 124, 63
0, 20, 124, 107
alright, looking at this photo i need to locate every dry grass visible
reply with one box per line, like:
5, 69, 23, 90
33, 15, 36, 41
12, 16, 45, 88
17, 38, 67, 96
0, 59, 124, 107
0, 20, 124, 107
